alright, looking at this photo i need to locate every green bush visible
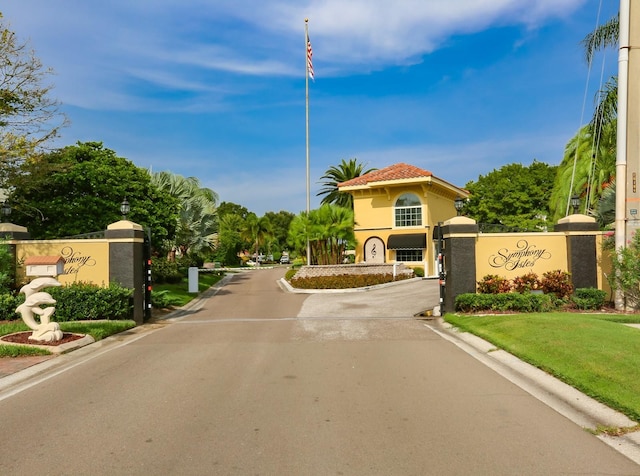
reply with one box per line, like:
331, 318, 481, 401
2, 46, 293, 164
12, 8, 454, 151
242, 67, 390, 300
0, 293, 24, 321
0, 242, 15, 293
412, 267, 424, 278
571, 288, 607, 310
477, 274, 512, 294
150, 289, 183, 309
284, 269, 298, 281
455, 292, 557, 313
151, 257, 183, 284
290, 273, 411, 289
610, 231, 640, 309
512, 272, 541, 293
541, 270, 574, 299
48, 282, 133, 321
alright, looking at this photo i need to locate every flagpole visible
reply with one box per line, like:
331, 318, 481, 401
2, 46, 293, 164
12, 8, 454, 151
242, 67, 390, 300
305, 18, 311, 265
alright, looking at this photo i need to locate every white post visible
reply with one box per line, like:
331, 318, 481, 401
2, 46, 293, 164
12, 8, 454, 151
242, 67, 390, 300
616, 0, 630, 309
305, 19, 312, 265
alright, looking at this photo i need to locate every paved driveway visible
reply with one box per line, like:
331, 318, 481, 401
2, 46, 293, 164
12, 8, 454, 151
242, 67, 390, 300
0, 268, 638, 475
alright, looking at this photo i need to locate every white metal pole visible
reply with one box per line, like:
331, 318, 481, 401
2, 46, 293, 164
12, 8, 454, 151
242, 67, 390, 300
305, 18, 311, 265
615, 0, 630, 309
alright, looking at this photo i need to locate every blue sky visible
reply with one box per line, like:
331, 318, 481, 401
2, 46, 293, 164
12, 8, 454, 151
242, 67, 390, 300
2, 1, 619, 215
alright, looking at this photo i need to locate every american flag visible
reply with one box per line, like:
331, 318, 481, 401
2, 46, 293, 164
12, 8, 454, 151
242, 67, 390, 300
306, 34, 314, 80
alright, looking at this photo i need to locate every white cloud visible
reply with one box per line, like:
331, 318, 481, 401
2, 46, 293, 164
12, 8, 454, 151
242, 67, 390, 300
2, 0, 588, 110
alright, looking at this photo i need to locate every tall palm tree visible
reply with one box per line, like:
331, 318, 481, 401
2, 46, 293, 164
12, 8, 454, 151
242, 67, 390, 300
551, 13, 619, 221
582, 13, 619, 65
549, 122, 616, 221
317, 158, 376, 209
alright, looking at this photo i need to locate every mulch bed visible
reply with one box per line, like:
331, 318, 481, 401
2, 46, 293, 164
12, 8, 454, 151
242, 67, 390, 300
0, 332, 84, 346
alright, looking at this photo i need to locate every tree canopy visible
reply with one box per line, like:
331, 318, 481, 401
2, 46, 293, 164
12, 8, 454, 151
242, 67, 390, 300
463, 161, 557, 232
8, 142, 179, 248
287, 204, 355, 265
317, 158, 376, 209
0, 13, 67, 183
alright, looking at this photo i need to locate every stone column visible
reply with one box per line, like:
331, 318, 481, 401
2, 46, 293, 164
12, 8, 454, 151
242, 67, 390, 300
105, 220, 145, 325
442, 216, 479, 313
554, 214, 600, 289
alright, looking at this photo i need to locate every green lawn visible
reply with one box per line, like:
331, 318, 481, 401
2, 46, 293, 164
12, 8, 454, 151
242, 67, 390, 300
444, 312, 640, 423
0, 320, 136, 357
152, 271, 225, 307
0, 271, 226, 358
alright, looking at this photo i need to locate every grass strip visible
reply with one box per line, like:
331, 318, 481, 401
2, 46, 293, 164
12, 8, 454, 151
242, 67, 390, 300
444, 312, 640, 422
0, 320, 136, 357
153, 272, 224, 307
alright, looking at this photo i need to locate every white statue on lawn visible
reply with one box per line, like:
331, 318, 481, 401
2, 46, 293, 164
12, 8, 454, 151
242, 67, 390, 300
15, 277, 63, 343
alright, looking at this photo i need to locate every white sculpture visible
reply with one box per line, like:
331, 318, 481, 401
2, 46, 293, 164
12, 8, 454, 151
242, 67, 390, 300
16, 277, 63, 343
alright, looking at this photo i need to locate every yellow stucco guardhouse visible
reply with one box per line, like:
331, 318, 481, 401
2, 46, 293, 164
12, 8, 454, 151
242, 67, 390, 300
338, 163, 469, 277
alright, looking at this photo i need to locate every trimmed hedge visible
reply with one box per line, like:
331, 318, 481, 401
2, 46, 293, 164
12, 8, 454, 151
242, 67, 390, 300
1, 282, 133, 322
455, 287, 606, 313
571, 288, 607, 310
455, 292, 557, 313
290, 273, 412, 289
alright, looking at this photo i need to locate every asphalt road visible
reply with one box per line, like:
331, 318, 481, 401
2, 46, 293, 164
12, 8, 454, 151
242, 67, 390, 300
0, 268, 638, 475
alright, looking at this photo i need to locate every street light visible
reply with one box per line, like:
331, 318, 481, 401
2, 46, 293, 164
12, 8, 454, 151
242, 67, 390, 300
454, 196, 464, 216
570, 195, 580, 215
1, 201, 11, 219
120, 198, 130, 219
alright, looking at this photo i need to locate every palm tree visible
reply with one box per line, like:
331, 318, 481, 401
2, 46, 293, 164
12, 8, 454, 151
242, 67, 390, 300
549, 122, 616, 221
150, 171, 219, 259
550, 13, 619, 221
241, 213, 273, 264
317, 158, 376, 209
582, 13, 619, 65
288, 204, 355, 265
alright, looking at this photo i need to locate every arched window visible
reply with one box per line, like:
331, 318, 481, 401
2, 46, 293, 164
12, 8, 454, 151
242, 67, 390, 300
394, 193, 422, 227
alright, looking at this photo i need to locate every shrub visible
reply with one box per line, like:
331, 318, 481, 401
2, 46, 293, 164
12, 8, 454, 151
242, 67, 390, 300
150, 289, 183, 309
284, 269, 297, 281
48, 282, 133, 321
477, 274, 512, 294
412, 267, 424, 278
0, 293, 24, 321
610, 231, 640, 309
0, 242, 14, 293
571, 288, 607, 310
151, 257, 183, 284
511, 272, 541, 293
455, 292, 557, 313
541, 270, 573, 299
290, 273, 411, 289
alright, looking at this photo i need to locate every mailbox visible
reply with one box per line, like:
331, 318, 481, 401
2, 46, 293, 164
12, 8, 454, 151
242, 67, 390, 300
24, 256, 66, 277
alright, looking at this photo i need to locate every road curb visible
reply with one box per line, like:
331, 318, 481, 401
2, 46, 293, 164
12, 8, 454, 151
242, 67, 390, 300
429, 317, 640, 465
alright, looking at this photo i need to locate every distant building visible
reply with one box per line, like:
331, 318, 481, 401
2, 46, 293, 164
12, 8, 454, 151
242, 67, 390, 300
338, 162, 469, 277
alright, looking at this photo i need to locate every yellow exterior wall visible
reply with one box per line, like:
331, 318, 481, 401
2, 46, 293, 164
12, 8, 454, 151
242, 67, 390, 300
15, 240, 110, 286
475, 233, 568, 280
351, 184, 459, 275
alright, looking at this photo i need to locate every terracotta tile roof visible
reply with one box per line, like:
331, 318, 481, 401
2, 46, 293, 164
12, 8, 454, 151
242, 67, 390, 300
24, 256, 65, 265
338, 163, 433, 187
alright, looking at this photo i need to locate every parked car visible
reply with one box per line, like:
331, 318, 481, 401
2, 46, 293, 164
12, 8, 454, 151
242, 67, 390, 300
280, 253, 290, 264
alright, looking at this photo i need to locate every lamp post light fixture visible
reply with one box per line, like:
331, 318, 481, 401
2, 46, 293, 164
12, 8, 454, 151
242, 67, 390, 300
120, 198, 130, 219
454, 196, 464, 216
570, 195, 580, 215
1, 201, 11, 218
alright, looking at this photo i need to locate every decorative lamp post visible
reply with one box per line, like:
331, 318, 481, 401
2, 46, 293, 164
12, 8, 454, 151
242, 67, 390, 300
1, 201, 11, 219
454, 196, 464, 216
570, 195, 580, 215
120, 198, 130, 219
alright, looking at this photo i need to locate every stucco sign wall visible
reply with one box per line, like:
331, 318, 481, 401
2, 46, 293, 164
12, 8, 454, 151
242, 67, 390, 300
17, 240, 109, 286
475, 233, 568, 279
